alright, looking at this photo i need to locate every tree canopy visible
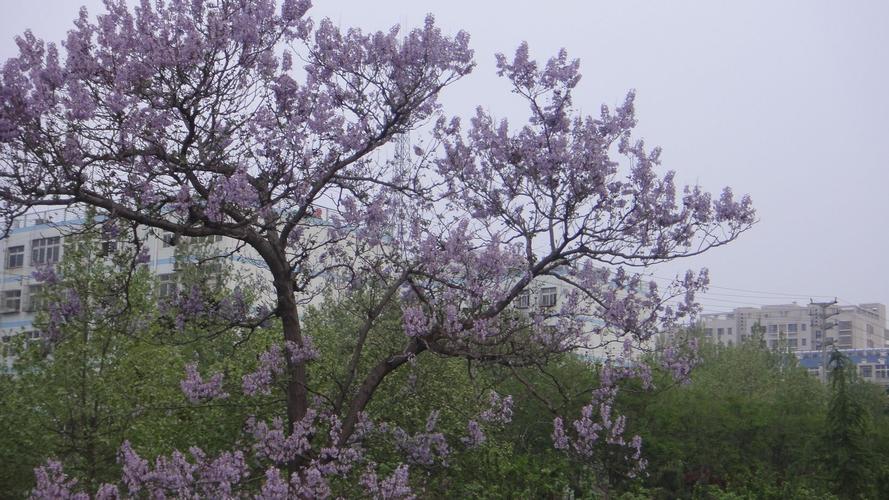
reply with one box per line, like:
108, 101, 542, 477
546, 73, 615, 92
0, 0, 755, 496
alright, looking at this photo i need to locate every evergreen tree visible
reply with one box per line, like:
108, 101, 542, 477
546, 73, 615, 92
823, 349, 875, 499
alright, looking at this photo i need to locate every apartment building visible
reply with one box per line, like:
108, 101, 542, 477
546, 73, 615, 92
1, 207, 653, 367
0, 207, 280, 365
698, 303, 888, 351
796, 348, 889, 387
512, 269, 655, 361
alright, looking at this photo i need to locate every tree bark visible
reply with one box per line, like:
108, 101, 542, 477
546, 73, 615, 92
272, 274, 309, 431
338, 337, 426, 447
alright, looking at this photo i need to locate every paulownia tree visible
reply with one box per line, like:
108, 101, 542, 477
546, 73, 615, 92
0, 0, 754, 496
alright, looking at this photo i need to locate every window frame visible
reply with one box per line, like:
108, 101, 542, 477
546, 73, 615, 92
539, 287, 557, 308
31, 236, 61, 266
6, 245, 24, 269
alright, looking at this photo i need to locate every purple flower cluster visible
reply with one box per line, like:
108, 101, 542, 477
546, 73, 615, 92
286, 337, 319, 364
551, 372, 647, 476
478, 391, 514, 425
360, 464, 415, 500
461, 420, 486, 447
246, 412, 314, 465
385, 411, 450, 467
118, 441, 247, 497
180, 362, 228, 403
242, 344, 286, 396
31, 460, 91, 499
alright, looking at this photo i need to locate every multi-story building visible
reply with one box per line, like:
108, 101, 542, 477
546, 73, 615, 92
796, 348, 889, 387
0, 207, 279, 365
512, 269, 656, 361
698, 302, 888, 351
1, 208, 653, 368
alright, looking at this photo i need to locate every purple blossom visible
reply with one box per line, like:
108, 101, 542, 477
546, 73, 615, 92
286, 337, 319, 364
402, 306, 430, 338
32, 265, 59, 284
31, 460, 90, 499
246, 412, 315, 465
479, 391, 513, 424
242, 344, 286, 396
180, 362, 228, 403
258, 467, 289, 499
360, 464, 415, 500
290, 466, 331, 499
389, 411, 450, 467
462, 420, 486, 447
117, 441, 247, 497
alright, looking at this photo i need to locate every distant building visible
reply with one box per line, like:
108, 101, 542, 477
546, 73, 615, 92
796, 348, 889, 387
697, 302, 888, 351
512, 268, 656, 362
2, 208, 650, 369
0, 207, 293, 366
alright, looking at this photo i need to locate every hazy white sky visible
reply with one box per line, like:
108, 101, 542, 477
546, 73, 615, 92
1, 0, 887, 314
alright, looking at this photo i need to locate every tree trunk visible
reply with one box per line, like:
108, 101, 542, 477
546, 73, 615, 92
273, 275, 309, 433
338, 338, 426, 446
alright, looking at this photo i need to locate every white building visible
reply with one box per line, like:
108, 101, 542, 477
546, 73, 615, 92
698, 302, 888, 351
0, 207, 653, 367
512, 268, 655, 361
0, 207, 281, 365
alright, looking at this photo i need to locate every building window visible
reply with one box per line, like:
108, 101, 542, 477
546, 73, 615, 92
2, 290, 22, 313
158, 273, 178, 299
801, 338, 807, 347
26, 284, 45, 312
727, 327, 733, 336
31, 237, 61, 265
192, 235, 224, 245
539, 287, 557, 308
6, 246, 24, 269
162, 232, 177, 247
704, 328, 713, 337
0, 334, 10, 357
515, 290, 530, 309
100, 240, 118, 256
767, 324, 778, 334
21, 330, 43, 348
860, 365, 874, 378
787, 323, 798, 333
787, 339, 797, 348
876, 365, 889, 379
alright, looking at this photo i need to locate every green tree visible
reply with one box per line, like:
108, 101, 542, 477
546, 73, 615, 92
0, 216, 182, 493
624, 339, 829, 498
0, 216, 268, 495
822, 349, 875, 499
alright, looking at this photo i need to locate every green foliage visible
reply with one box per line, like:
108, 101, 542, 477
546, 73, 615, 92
0, 217, 268, 496
622, 340, 830, 497
821, 349, 876, 499
6, 236, 889, 499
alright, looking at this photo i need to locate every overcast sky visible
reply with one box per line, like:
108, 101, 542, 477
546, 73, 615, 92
1, 0, 887, 315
